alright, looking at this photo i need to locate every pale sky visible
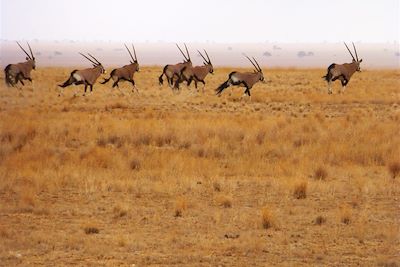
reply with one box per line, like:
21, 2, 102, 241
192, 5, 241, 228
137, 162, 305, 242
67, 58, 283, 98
1, 0, 399, 43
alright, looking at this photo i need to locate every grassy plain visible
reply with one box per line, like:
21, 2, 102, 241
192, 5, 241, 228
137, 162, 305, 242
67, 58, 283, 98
0, 67, 399, 266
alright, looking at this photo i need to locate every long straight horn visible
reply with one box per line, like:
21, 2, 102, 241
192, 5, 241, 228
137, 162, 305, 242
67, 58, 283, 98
352, 42, 359, 61
132, 44, 137, 62
252, 57, 262, 72
184, 43, 191, 61
79, 52, 97, 65
245, 55, 259, 72
204, 49, 211, 64
197, 50, 208, 63
88, 53, 101, 65
26, 42, 34, 59
16, 41, 31, 59
124, 44, 135, 62
176, 44, 188, 61
344, 42, 355, 61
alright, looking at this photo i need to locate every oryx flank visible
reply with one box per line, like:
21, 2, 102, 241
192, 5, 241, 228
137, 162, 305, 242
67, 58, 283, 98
101, 44, 139, 93
58, 53, 105, 96
216, 56, 264, 99
158, 44, 192, 89
174, 49, 214, 93
323, 42, 362, 94
4, 42, 36, 88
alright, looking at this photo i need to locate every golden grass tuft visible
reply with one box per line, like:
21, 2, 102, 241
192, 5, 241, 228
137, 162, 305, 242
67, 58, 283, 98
113, 203, 128, 218
261, 206, 276, 230
84, 225, 100, 235
216, 194, 233, 208
339, 205, 352, 225
174, 197, 188, 217
314, 166, 328, 180
314, 215, 327, 225
293, 180, 308, 199
388, 161, 400, 179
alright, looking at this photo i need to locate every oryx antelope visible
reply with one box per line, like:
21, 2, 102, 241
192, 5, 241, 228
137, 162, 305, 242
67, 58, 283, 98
58, 53, 105, 96
4, 42, 36, 88
216, 56, 264, 99
158, 44, 192, 89
174, 49, 214, 93
101, 44, 139, 93
323, 42, 362, 94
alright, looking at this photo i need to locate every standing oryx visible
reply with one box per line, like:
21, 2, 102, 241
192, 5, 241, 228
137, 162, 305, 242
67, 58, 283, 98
216, 56, 264, 99
4, 42, 36, 88
323, 42, 363, 94
58, 53, 105, 96
100, 44, 140, 93
158, 44, 192, 89
174, 49, 214, 93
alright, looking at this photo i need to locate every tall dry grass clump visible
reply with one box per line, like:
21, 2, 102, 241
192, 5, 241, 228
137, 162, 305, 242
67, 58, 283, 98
293, 180, 308, 199
174, 197, 188, 217
313, 166, 328, 180
388, 161, 400, 179
261, 207, 277, 230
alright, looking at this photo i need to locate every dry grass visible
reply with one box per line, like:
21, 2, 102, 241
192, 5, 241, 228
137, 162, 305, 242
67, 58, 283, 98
261, 207, 276, 230
0, 67, 399, 266
174, 196, 188, 217
314, 165, 328, 180
293, 180, 308, 199
388, 161, 400, 179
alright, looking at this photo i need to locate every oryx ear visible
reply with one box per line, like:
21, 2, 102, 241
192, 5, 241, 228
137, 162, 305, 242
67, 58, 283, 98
203, 61, 207, 65
26, 57, 29, 60
359, 59, 363, 62
130, 60, 133, 64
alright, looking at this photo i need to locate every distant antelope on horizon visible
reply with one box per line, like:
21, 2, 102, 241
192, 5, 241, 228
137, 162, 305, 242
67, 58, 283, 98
216, 55, 265, 99
4, 41, 36, 88
323, 42, 363, 94
101, 44, 140, 93
174, 49, 214, 93
158, 44, 192, 89
58, 53, 105, 96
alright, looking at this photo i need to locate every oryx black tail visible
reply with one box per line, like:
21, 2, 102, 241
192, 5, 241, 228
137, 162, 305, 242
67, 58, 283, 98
323, 64, 336, 81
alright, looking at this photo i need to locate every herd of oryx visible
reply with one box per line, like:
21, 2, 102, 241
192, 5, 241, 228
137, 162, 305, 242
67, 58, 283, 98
4, 42, 363, 97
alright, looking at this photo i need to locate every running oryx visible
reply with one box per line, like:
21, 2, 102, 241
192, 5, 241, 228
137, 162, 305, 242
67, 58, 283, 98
158, 44, 192, 89
58, 53, 105, 96
216, 56, 264, 99
4, 42, 36, 88
101, 44, 139, 93
323, 42, 362, 94
174, 49, 214, 93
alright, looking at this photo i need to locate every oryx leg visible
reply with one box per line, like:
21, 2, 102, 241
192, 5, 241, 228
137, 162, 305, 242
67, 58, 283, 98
83, 83, 88, 96
327, 80, 333, 94
199, 80, 206, 94
340, 79, 348, 93
129, 79, 138, 93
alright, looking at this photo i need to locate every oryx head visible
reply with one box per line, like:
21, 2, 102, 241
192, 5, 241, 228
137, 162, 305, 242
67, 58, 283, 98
17, 41, 36, 69
198, 49, 213, 74
344, 42, 363, 72
176, 43, 191, 63
80, 53, 106, 74
125, 43, 139, 72
245, 55, 264, 82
